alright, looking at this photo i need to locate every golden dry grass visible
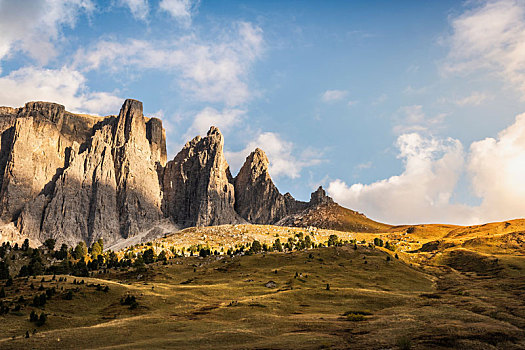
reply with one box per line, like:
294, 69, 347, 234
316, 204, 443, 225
0, 221, 524, 349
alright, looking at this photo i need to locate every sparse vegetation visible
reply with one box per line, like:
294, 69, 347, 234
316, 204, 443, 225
0, 220, 523, 348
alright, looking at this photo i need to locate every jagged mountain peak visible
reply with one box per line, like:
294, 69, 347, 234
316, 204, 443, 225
0, 98, 387, 247
310, 186, 334, 206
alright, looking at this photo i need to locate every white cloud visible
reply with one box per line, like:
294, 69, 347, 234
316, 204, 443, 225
159, 0, 199, 26
455, 91, 490, 106
118, 0, 149, 21
74, 21, 264, 106
356, 161, 372, 170
328, 133, 466, 225
328, 113, 525, 225
468, 113, 525, 222
393, 105, 446, 134
0, 0, 94, 65
444, 0, 525, 98
0, 66, 122, 115
321, 89, 348, 102
226, 132, 323, 179
183, 107, 245, 140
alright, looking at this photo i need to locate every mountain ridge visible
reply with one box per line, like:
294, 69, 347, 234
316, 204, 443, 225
0, 99, 388, 247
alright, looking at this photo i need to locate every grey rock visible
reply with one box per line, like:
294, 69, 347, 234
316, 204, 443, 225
234, 148, 288, 224
162, 126, 244, 227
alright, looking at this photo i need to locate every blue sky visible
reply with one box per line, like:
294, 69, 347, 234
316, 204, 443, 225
1, 0, 525, 225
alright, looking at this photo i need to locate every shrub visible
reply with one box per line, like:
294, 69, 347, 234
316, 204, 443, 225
346, 313, 365, 322
36, 312, 47, 326
29, 310, 38, 322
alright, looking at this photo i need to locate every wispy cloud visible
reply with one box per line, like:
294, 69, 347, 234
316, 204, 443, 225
455, 91, 490, 106
321, 89, 348, 102
159, 0, 199, 26
74, 21, 264, 107
393, 105, 446, 134
443, 0, 525, 99
118, 0, 149, 21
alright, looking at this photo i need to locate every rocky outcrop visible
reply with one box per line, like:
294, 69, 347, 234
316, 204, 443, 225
0, 98, 384, 248
111, 99, 163, 238
309, 186, 334, 207
0, 104, 72, 222
234, 148, 288, 224
0, 100, 164, 246
162, 126, 244, 227
233, 149, 334, 224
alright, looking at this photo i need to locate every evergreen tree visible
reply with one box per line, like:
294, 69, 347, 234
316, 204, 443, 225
304, 235, 312, 249
327, 234, 339, 247
273, 239, 283, 252
54, 244, 68, 260
43, 239, 56, 251
21, 239, 30, 251
90, 241, 103, 259
74, 242, 88, 260
157, 250, 167, 262
0, 261, 9, 280
143, 248, 156, 264
250, 240, 262, 254
36, 312, 47, 326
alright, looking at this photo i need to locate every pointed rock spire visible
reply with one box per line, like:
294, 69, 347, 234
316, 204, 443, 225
162, 126, 244, 227
309, 186, 334, 206
234, 148, 289, 224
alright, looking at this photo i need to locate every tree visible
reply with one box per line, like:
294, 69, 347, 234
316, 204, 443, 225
134, 255, 146, 272
327, 234, 339, 247
28, 250, 44, 276
374, 238, 384, 247
90, 241, 102, 259
198, 247, 211, 258
54, 244, 68, 260
304, 235, 312, 249
250, 240, 262, 254
97, 238, 104, 251
0, 261, 9, 280
21, 239, 30, 251
36, 312, 47, 326
0, 287, 5, 298
74, 242, 88, 260
43, 239, 56, 251
143, 248, 156, 264
273, 239, 283, 252
29, 310, 38, 322
157, 250, 167, 262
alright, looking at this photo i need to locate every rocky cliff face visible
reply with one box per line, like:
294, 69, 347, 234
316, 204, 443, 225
234, 148, 289, 224
0, 98, 375, 248
14, 100, 164, 247
162, 126, 244, 227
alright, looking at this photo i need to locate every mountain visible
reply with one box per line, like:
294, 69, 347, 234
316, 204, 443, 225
0, 99, 388, 247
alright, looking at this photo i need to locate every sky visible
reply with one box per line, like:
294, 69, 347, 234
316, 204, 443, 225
0, 0, 524, 225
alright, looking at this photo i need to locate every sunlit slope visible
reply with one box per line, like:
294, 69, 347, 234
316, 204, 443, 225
278, 203, 392, 233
